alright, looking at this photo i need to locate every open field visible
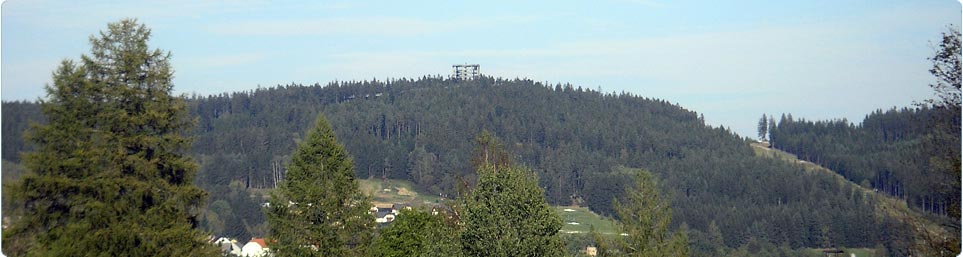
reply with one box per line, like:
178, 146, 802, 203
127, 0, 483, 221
359, 178, 445, 207
555, 206, 618, 235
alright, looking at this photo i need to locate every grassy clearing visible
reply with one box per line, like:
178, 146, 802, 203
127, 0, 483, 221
359, 178, 444, 207
359, 179, 618, 235
801, 248, 875, 257
555, 206, 619, 235
751, 143, 917, 215
844, 248, 877, 257
357, 178, 620, 234
750, 142, 798, 161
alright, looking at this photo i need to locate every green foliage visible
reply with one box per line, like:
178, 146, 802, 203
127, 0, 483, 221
460, 133, 564, 257
1, 101, 42, 163
926, 25, 961, 108
266, 114, 373, 256
769, 107, 960, 253
758, 114, 768, 140
470, 130, 513, 170
369, 208, 461, 257
3, 76, 925, 252
612, 168, 689, 256
772, 105, 960, 218
767, 40, 963, 253
556, 206, 618, 234
2, 19, 215, 256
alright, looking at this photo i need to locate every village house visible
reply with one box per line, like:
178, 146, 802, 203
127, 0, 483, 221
212, 237, 242, 256
370, 203, 410, 223
241, 237, 270, 257
585, 246, 598, 256
372, 203, 396, 223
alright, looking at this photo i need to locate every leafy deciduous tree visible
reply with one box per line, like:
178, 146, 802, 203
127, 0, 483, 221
369, 208, 461, 257
926, 25, 962, 108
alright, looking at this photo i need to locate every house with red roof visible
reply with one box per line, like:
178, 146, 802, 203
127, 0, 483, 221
241, 237, 269, 257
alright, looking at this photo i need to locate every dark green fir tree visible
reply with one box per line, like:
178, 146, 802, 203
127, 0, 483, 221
266, 114, 374, 256
3, 19, 216, 256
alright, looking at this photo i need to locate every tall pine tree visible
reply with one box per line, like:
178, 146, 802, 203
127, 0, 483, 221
3, 19, 215, 256
266, 114, 373, 256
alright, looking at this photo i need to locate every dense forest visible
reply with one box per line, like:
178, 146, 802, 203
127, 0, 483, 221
3, 76, 941, 255
768, 107, 960, 220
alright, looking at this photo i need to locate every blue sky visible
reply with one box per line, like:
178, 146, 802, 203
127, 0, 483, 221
1, 0, 960, 138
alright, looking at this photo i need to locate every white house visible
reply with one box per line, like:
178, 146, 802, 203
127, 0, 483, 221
213, 237, 242, 256
375, 212, 396, 223
241, 237, 270, 257
372, 203, 400, 223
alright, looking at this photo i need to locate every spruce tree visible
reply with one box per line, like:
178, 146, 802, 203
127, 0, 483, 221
757, 114, 768, 141
3, 19, 215, 256
266, 114, 373, 256
613, 168, 689, 256
460, 131, 564, 257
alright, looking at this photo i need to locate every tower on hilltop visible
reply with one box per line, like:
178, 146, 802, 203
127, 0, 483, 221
452, 64, 480, 80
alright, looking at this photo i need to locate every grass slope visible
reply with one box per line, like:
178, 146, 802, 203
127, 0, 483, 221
556, 206, 619, 235
359, 179, 444, 207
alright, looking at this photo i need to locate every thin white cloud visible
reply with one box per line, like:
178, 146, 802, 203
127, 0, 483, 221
176, 53, 269, 69
204, 15, 543, 37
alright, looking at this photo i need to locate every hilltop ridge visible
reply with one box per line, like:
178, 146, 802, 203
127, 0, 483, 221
1, 76, 937, 255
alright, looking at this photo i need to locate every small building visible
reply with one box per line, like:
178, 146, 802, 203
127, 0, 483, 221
376, 212, 396, 223
586, 246, 598, 256
241, 237, 270, 257
372, 203, 400, 223
213, 237, 242, 256
818, 248, 845, 257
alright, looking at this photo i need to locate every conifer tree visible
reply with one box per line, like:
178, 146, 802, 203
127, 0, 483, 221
266, 114, 373, 256
757, 114, 768, 141
460, 131, 564, 257
613, 168, 689, 256
3, 19, 215, 256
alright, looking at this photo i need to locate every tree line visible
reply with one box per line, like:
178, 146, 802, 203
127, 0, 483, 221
767, 107, 960, 218
2, 19, 951, 256
0, 19, 687, 257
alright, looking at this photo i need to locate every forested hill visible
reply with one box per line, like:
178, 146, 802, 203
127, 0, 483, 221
768, 107, 961, 221
0, 76, 932, 254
